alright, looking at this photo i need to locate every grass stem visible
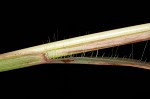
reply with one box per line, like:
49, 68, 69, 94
0, 23, 150, 72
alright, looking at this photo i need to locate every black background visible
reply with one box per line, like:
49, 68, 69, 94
0, 3, 150, 98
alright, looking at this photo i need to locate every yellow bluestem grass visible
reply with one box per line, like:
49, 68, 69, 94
0, 23, 150, 72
